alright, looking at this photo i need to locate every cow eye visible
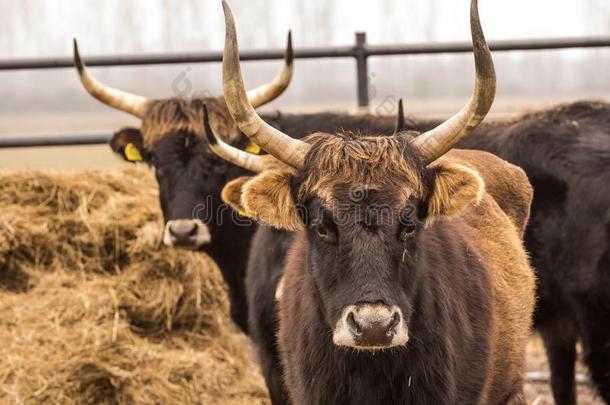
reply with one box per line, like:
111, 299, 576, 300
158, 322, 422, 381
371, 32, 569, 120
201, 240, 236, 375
316, 224, 329, 239
313, 214, 337, 243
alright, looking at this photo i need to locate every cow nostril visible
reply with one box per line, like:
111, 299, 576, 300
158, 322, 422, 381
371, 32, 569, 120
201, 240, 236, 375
346, 311, 362, 336
387, 311, 401, 337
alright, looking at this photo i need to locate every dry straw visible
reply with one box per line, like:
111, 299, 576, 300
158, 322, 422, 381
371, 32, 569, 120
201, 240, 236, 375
0, 166, 268, 404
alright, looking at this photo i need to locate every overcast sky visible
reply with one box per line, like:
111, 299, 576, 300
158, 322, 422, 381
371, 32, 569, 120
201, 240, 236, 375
2, 0, 609, 55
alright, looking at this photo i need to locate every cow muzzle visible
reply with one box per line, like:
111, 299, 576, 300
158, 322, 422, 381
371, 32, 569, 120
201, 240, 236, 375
163, 219, 210, 249
333, 303, 408, 350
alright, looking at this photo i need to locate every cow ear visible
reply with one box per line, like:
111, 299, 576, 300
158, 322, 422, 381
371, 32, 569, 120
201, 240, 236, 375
110, 127, 149, 163
221, 176, 253, 216
241, 170, 303, 231
426, 162, 485, 221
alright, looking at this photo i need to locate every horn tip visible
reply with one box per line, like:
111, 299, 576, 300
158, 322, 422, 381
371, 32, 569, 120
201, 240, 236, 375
202, 104, 218, 145
222, 0, 237, 36
73, 38, 84, 75
395, 98, 405, 133
286, 30, 294, 66
221, 0, 231, 15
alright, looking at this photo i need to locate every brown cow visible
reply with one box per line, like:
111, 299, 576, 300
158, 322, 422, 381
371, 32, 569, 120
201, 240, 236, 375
205, 1, 536, 403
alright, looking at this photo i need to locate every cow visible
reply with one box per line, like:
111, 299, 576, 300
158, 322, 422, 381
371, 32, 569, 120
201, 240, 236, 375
206, 1, 537, 403
208, 112, 534, 405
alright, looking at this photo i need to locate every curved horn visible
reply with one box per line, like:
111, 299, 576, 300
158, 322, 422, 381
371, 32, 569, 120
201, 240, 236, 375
222, 0, 310, 169
246, 31, 294, 108
73, 39, 150, 118
412, 0, 495, 164
202, 104, 267, 173
394, 98, 406, 134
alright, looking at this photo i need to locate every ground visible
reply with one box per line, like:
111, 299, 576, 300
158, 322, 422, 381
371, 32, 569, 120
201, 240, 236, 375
524, 335, 602, 404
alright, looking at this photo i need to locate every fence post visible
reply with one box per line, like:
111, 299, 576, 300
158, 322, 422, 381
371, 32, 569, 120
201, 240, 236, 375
354, 32, 369, 108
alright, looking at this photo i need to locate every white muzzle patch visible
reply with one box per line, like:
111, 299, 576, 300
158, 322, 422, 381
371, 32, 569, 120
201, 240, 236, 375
163, 219, 211, 249
333, 303, 409, 350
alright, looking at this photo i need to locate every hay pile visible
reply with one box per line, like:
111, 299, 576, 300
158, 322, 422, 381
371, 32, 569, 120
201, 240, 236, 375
0, 167, 269, 404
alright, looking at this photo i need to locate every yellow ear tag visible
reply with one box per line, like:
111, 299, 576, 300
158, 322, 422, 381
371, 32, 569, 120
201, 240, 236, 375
245, 141, 262, 155
238, 210, 253, 218
124, 143, 143, 162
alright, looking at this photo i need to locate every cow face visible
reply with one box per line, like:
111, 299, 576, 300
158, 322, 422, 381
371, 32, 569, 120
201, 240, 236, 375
225, 133, 484, 350
110, 98, 243, 250
74, 33, 293, 250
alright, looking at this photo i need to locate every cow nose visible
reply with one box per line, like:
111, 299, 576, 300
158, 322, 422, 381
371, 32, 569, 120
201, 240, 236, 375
169, 221, 197, 239
163, 219, 210, 249
333, 303, 408, 349
344, 304, 402, 347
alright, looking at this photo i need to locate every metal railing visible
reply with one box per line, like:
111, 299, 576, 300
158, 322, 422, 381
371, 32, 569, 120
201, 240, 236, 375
1, 33, 610, 148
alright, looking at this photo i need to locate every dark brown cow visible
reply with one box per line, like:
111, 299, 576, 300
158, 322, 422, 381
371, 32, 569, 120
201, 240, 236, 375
219, 101, 610, 404
207, 1, 536, 403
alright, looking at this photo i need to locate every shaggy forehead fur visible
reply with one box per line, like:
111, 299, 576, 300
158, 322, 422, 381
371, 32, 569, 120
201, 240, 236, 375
140, 97, 238, 149
297, 131, 427, 205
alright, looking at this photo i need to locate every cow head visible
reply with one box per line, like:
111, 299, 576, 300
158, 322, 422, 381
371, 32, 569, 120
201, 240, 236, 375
73, 34, 293, 249
211, 0, 493, 350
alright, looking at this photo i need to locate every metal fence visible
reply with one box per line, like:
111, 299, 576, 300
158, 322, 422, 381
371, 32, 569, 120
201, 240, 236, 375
2, 33, 610, 148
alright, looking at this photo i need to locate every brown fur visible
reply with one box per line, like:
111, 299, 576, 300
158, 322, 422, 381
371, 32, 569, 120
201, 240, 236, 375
298, 131, 424, 202
242, 170, 302, 231
221, 176, 252, 215
426, 162, 484, 222
140, 97, 238, 149
453, 190, 536, 404
438, 150, 532, 235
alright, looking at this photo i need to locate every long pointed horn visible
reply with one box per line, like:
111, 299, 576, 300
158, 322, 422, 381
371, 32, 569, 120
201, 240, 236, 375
222, 0, 310, 169
73, 39, 150, 118
412, 0, 495, 164
202, 104, 268, 173
246, 31, 294, 108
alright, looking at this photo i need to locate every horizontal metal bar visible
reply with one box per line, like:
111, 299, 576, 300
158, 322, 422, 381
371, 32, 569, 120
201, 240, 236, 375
0, 47, 356, 71
0, 132, 111, 148
1, 36, 609, 71
367, 36, 610, 56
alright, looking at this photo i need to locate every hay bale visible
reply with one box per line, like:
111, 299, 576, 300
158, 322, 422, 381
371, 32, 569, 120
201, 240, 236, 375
0, 167, 269, 404
0, 168, 160, 279
117, 252, 230, 336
